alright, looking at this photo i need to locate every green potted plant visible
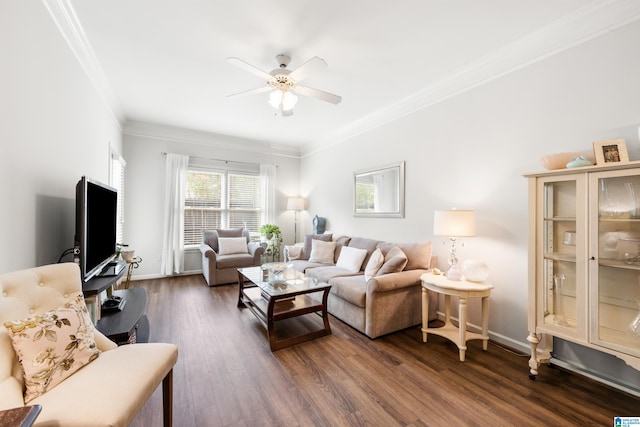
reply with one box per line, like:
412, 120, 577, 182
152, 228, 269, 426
260, 224, 282, 260
260, 224, 281, 240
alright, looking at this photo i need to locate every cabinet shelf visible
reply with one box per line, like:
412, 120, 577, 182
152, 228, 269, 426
599, 258, 640, 271
543, 252, 576, 262
600, 217, 640, 223
543, 217, 576, 221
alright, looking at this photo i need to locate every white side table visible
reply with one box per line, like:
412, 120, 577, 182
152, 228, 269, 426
420, 273, 493, 362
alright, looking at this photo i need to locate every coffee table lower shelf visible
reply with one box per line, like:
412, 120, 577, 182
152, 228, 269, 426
239, 285, 332, 351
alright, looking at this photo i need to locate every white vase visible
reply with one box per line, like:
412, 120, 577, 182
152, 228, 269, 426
461, 260, 489, 282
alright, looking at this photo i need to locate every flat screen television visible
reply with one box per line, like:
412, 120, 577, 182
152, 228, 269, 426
75, 176, 119, 282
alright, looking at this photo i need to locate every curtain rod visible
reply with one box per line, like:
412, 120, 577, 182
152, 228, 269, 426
161, 152, 273, 167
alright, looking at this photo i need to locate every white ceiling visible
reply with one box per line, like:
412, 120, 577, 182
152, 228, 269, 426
54, 1, 639, 153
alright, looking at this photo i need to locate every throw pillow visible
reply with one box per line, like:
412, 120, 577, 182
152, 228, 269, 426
336, 246, 368, 273
301, 233, 333, 260
3, 294, 101, 403
364, 248, 384, 280
218, 237, 248, 255
377, 246, 408, 275
396, 241, 433, 270
308, 239, 337, 264
285, 245, 303, 260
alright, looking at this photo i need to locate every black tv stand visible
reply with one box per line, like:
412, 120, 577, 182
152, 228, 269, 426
100, 261, 126, 277
82, 261, 148, 345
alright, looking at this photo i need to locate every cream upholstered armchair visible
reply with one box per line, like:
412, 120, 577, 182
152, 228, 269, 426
0, 263, 178, 427
199, 228, 265, 286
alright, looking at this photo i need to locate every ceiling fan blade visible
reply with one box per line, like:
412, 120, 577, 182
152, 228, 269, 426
226, 85, 272, 99
226, 57, 274, 81
293, 85, 342, 105
288, 56, 327, 82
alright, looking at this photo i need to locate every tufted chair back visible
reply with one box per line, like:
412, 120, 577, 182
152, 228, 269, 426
0, 263, 116, 408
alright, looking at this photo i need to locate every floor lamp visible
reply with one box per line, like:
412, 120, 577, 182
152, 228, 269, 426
287, 197, 305, 243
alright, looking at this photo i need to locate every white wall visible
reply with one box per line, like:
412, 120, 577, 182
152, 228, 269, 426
0, 1, 123, 273
300, 21, 640, 353
123, 123, 300, 278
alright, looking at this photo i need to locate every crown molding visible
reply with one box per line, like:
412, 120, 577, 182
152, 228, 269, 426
42, 0, 124, 126
302, 0, 640, 157
123, 121, 301, 159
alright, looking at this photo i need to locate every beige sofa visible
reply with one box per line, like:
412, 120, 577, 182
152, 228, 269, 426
285, 235, 437, 338
0, 263, 178, 426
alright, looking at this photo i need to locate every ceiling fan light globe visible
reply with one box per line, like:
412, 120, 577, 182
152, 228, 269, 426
282, 91, 298, 111
268, 90, 282, 109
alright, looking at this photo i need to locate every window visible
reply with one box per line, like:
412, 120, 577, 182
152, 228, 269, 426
184, 169, 261, 245
110, 151, 126, 245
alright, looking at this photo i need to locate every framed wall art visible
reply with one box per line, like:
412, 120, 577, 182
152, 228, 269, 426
593, 139, 629, 165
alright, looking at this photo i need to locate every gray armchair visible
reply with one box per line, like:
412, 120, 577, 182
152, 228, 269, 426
199, 228, 265, 286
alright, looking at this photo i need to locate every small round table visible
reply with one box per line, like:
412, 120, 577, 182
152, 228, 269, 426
420, 273, 493, 362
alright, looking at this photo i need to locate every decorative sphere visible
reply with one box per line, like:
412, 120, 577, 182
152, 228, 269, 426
462, 260, 489, 282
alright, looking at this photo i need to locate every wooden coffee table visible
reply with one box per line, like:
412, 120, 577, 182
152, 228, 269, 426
237, 266, 332, 351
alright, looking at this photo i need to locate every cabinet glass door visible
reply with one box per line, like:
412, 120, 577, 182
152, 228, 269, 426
593, 173, 640, 356
540, 178, 581, 334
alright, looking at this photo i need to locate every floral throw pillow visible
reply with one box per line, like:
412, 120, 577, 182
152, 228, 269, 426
3, 294, 101, 403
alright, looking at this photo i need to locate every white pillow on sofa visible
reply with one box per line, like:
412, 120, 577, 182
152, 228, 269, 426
336, 246, 368, 273
218, 237, 248, 255
309, 239, 337, 264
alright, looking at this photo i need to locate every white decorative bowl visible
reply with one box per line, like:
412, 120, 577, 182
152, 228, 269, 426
462, 260, 489, 282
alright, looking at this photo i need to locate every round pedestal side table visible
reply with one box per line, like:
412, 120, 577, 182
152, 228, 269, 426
420, 272, 493, 362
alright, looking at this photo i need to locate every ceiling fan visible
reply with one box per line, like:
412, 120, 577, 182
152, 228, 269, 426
226, 54, 342, 117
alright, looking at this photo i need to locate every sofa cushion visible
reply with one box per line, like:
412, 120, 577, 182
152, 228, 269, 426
218, 237, 248, 255
377, 246, 408, 275
203, 228, 250, 253
336, 246, 368, 273
308, 239, 336, 264
203, 230, 220, 252
216, 253, 259, 269
3, 294, 100, 403
327, 275, 367, 307
301, 233, 333, 260
396, 241, 432, 270
287, 260, 328, 273
347, 237, 382, 268
304, 266, 362, 283
364, 248, 384, 280
217, 228, 244, 238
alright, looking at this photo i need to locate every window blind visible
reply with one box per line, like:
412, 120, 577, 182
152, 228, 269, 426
184, 169, 261, 245
110, 152, 126, 245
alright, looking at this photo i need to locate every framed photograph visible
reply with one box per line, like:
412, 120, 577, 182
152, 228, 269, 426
593, 139, 629, 165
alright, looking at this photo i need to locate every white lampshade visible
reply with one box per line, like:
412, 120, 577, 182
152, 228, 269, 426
287, 197, 305, 211
433, 210, 476, 237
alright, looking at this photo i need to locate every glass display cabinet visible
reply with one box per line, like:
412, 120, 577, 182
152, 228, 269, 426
525, 162, 640, 379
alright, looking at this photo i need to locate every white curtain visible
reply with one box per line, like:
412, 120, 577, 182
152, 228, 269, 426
162, 153, 189, 275
260, 164, 276, 225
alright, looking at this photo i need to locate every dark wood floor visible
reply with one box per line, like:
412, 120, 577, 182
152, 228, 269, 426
128, 275, 639, 426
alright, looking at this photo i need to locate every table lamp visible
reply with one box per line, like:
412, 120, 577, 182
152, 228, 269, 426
433, 209, 476, 281
287, 197, 305, 243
